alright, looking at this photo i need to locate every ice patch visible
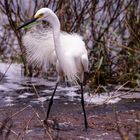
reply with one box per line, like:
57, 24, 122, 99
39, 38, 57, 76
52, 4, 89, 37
47, 96, 60, 100
4, 96, 13, 102
18, 94, 28, 98
107, 97, 121, 104
84, 93, 107, 105
66, 91, 78, 97
41, 89, 53, 94
37, 97, 47, 102
121, 92, 140, 99
25, 129, 33, 134
65, 91, 79, 101
84, 92, 121, 105
0, 85, 9, 91
4, 96, 14, 106
5, 103, 15, 106
23, 92, 34, 96
57, 86, 78, 92
3, 83, 24, 90
18, 92, 34, 99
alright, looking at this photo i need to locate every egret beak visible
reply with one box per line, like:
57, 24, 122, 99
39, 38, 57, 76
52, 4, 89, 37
17, 17, 38, 30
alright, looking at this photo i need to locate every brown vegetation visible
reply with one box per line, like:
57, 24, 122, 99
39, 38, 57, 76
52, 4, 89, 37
0, 0, 140, 88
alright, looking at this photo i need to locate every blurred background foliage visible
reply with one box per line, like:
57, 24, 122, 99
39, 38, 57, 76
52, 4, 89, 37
0, 0, 140, 90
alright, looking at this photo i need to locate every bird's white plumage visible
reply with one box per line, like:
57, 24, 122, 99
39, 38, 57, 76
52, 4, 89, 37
23, 8, 88, 84
23, 29, 56, 69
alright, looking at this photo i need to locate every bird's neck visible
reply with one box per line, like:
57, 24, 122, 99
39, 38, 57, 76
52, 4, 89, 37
50, 14, 68, 75
50, 14, 63, 55
49, 13, 61, 39
52, 22, 61, 44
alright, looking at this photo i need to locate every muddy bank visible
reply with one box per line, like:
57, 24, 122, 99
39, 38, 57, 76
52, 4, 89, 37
0, 99, 139, 140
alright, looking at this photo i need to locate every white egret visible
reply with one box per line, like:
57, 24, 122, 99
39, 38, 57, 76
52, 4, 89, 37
17, 8, 89, 129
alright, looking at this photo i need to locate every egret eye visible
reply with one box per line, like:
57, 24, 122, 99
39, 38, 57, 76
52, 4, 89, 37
36, 13, 44, 19
39, 13, 44, 17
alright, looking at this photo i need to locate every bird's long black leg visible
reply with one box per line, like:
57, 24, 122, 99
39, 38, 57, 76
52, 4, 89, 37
80, 82, 88, 130
46, 82, 59, 119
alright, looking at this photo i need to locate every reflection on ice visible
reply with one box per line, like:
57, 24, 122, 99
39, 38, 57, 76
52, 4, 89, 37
0, 63, 24, 91
0, 63, 22, 82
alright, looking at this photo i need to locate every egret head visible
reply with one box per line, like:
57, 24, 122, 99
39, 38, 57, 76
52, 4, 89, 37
17, 8, 58, 30
34, 8, 54, 21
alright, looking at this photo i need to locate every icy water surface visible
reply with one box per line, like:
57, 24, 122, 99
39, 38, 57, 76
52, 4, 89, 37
0, 62, 140, 107
0, 63, 79, 107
